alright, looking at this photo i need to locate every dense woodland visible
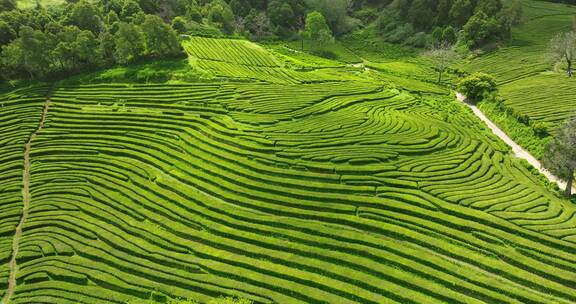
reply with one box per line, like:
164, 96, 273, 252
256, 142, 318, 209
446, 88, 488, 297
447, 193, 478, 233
0, 0, 522, 81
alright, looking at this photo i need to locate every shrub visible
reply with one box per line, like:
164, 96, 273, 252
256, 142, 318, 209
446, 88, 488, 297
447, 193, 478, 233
531, 121, 551, 137
456, 72, 497, 102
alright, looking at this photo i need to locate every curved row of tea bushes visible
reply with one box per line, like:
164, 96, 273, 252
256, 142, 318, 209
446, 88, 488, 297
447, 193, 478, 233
5, 82, 576, 303
0, 85, 49, 300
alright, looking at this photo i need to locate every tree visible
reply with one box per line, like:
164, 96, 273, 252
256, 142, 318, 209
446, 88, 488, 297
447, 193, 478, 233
141, 15, 181, 57
0, 20, 16, 47
407, 0, 434, 30
0, 0, 16, 11
206, 0, 235, 33
17, 26, 51, 78
230, 0, 250, 17
114, 22, 145, 64
424, 44, 459, 83
548, 31, 576, 77
474, 0, 503, 16
501, 0, 522, 26
443, 26, 457, 45
456, 72, 497, 102
543, 116, 576, 197
121, 0, 144, 21
303, 11, 333, 52
306, 0, 352, 36
99, 30, 116, 64
70, 0, 103, 33
449, 0, 473, 27
268, 0, 295, 31
435, 0, 453, 26
244, 9, 271, 40
462, 11, 501, 48
185, 2, 203, 23
431, 27, 443, 46
171, 16, 188, 33
0, 40, 25, 79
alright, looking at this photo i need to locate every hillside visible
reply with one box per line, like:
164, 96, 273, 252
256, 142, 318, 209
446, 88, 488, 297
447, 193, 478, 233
1, 0, 576, 303
460, 0, 576, 134
0, 35, 576, 303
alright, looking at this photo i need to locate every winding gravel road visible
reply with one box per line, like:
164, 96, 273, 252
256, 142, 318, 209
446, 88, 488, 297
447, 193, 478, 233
455, 92, 576, 194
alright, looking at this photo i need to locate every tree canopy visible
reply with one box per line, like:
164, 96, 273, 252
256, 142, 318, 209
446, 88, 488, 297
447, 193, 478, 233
543, 116, 576, 197
303, 11, 334, 52
548, 31, 576, 77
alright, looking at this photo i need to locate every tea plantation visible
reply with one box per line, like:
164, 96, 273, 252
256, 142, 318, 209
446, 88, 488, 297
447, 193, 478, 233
460, 0, 576, 133
0, 35, 575, 303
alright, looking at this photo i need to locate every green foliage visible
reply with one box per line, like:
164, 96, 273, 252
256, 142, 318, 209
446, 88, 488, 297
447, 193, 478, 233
408, 0, 434, 30
474, 0, 503, 16
52, 26, 102, 71
205, 0, 234, 33
449, 0, 473, 27
457, 72, 497, 102
0, 0, 16, 11
0, 20, 16, 46
121, 0, 144, 21
141, 15, 181, 57
303, 11, 333, 52
242, 9, 272, 40
543, 116, 576, 196
443, 26, 457, 45
186, 2, 203, 23
477, 97, 550, 159
70, 0, 103, 33
462, 11, 504, 48
306, 0, 357, 36
171, 16, 188, 34
267, 0, 304, 36
114, 22, 145, 64
1, 25, 50, 78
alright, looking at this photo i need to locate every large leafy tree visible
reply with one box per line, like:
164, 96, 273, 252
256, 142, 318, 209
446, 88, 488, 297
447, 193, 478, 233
17, 26, 51, 78
462, 11, 501, 47
306, 0, 352, 36
0, 20, 16, 47
244, 9, 271, 40
449, 0, 473, 27
114, 22, 145, 64
52, 26, 101, 71
205, 0, 234, 33
70, 0, 103, 33
303, 11, 333, 52
548, 31, 576, 77
543, 116, 576, 197
408, 0, 434, 30
141, 15, 181, 57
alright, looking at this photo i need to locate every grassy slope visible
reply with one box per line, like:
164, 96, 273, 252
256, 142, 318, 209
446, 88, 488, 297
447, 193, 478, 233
1, 36, 576, 303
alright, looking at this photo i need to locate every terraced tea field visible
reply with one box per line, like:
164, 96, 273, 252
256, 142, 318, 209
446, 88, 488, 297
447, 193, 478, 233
1, 36, 576, 303
183, 37, 355, 84
460, 0, 576, 133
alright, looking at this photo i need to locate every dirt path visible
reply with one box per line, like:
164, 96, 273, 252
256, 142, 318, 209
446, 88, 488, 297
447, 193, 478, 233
2, 98, 50, 304
456, 92, 576, 194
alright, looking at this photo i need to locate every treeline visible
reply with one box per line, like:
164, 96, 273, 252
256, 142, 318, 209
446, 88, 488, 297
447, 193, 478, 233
0, 0, 522, 81
371, 0, 522, 48
0, 0, 185, 80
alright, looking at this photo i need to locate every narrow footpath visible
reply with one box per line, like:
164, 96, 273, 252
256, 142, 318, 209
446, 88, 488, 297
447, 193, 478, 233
456, 92, 576, 194
2, 97, 50, 304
